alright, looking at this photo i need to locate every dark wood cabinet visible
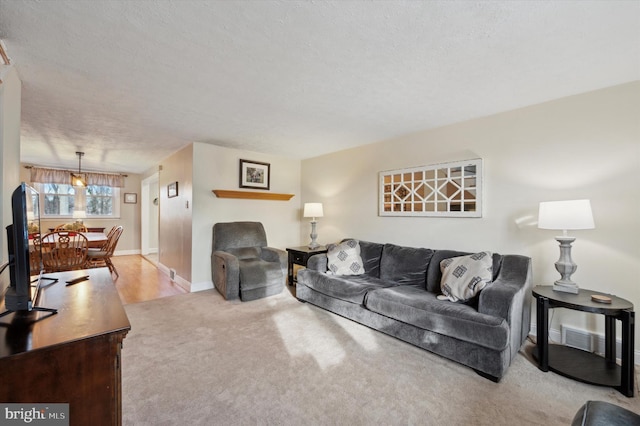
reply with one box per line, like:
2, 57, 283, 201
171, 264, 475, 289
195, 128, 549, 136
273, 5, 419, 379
0, 268, 131, 425
286, 246, 327, 286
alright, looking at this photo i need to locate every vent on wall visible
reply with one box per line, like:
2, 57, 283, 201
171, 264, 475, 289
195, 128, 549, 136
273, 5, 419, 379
561, 325, 622, 361
169, 268, 176, 281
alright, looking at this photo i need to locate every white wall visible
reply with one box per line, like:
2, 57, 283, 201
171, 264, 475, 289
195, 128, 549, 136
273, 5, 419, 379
191, 142, 302, 290
301, 82, 640, 347
0, 66, 21, 272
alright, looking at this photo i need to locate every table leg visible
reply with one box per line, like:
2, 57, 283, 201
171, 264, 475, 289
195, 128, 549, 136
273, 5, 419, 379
536, 296, 549, 371
618, 310, 635, 397
287, 252, 294, 286
604, 315, 616, 363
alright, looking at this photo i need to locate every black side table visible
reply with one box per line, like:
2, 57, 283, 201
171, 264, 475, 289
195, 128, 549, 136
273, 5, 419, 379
286, 246, 327, 286
532, 286, 635, 397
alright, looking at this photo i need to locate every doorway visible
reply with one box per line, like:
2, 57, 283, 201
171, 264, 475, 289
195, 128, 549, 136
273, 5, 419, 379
141, 173, 159, 264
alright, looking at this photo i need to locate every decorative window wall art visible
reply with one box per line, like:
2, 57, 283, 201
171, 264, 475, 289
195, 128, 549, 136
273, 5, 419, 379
379, 159, 483, 217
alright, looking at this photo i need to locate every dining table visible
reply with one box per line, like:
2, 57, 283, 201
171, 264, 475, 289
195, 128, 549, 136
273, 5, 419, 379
33, 232, 108, 249
79, 232, 108, 249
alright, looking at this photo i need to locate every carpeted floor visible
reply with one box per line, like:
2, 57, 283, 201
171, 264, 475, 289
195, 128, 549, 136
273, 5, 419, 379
122, 288, 639, 425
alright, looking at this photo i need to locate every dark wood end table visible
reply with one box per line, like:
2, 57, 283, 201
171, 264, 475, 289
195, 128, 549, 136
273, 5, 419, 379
532, 285, 635, 397
286, 245, 327, 286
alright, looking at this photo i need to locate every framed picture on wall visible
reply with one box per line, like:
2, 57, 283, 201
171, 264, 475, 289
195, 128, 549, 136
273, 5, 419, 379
239, 159, 270, 190
168, 182, 178, 198
124, 193, 138, 204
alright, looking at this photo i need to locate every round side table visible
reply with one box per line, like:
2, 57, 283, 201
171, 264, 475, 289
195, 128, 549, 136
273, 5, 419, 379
532, 285, 635, 397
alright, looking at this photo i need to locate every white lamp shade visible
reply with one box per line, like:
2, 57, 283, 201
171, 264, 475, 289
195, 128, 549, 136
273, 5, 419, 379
73, 210, 87, 219
303, 203, 324, 218
538, 199, 595, 231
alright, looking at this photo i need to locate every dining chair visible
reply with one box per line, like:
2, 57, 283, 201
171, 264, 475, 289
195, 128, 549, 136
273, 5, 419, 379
40, 231, 89, 273
29, 235, 43, 275
85, 226, 124, 277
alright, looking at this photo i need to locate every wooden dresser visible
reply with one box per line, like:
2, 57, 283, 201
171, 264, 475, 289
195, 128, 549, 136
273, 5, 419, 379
0, 268, 131, 425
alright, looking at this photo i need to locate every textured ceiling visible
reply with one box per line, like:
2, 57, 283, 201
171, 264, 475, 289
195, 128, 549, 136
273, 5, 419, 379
0, 1, 638, 174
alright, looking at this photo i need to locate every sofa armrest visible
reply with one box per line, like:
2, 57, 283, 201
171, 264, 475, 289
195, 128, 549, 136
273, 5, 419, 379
478, 255, 533, 351
211, 251, 240, 300
261, 247, 287, 272
307, 253, 328, 272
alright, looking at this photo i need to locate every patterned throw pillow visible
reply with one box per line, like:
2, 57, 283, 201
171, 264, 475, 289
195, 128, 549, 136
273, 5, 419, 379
326, 240, 364, 275
437, 251, 493, 302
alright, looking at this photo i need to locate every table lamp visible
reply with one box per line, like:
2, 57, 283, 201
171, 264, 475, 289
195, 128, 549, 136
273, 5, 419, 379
538, 199, 595, 293
73, 209, 86, 225
303, 203, 323, 249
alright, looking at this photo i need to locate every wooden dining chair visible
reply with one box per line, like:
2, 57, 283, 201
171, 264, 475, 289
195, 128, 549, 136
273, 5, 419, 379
85, 226, 124, 277
29, 235, 43, 275
40, 231, 89, 273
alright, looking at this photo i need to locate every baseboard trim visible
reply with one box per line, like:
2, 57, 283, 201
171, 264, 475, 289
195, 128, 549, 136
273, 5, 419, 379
191, 281, 214, 292
113, 249, 141, 256
157, 262, 191, 292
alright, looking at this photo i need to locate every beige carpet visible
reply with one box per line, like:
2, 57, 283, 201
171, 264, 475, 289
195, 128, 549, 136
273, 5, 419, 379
122, 288, 639, 425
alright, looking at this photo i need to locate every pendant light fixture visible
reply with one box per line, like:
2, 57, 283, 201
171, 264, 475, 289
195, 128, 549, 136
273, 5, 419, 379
71, 151, 87, 187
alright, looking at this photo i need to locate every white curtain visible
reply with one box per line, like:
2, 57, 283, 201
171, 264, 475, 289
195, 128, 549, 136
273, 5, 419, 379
30, 167, 69, 184
30, 167, 125, 188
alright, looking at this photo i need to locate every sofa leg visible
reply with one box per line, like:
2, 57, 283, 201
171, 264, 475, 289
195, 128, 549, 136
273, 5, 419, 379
474, 369, 501, 383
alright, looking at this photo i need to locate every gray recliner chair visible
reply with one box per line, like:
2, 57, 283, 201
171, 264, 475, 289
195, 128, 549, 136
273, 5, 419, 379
211, 221, 286, 301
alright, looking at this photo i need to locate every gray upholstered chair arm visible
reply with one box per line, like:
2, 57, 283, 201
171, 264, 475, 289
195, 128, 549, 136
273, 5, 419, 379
478, 255, 533, 355
261, 247, 287, 271
212, 251, 240, 300
478, 255, 532, 321
307, 253, 328, 272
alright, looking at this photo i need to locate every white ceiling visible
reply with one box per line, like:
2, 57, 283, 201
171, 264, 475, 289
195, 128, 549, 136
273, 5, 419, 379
0, 1, 638, 174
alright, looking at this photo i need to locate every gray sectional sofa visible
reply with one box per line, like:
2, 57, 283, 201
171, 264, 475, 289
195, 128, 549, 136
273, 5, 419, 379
296, 240, 533, 381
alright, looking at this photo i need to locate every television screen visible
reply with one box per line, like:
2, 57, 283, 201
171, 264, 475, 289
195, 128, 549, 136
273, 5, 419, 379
2, 183, 45, 312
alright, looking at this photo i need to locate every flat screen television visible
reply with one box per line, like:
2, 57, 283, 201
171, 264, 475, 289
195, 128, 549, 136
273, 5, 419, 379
1, 182, 56, 317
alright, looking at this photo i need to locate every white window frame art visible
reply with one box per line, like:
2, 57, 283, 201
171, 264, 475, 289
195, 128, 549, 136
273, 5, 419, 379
379, 159, 483, 217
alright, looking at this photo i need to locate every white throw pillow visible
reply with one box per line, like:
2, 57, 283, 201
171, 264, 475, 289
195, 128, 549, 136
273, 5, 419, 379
437, 251, 493, 302
326, 240, 364, 275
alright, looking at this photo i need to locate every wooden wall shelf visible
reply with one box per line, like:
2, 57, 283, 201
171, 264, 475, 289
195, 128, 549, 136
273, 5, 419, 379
212, 190, 294, 201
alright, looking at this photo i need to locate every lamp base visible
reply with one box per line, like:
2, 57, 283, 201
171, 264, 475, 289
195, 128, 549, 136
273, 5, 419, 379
553, 282, 579, 294
308, 220, 319, 250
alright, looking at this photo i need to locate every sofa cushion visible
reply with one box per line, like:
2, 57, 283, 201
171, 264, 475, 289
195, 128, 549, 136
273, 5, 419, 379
358, 240, 384, 277
364, 285, 509, 351
327, 239, 364, 275
438, 251, 493, 302
299, 269, 397, 304
426, 250, 503, 293
379, 244, 433, 287
238, 258, 283, 290
227, 246, 262, 260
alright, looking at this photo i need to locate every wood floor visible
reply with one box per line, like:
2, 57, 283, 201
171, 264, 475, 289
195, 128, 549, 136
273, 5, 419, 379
109, 255, 187, 305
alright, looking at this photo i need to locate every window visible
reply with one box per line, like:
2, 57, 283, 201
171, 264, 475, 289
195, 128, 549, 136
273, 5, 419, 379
86, 185, 115, 216
41, 183, 75, 216
35, 183, 120, 219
